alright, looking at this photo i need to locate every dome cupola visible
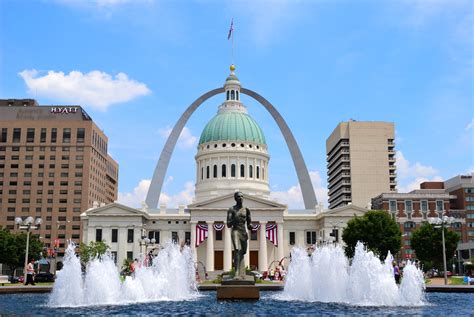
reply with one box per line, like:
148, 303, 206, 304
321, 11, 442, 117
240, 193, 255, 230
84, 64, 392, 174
194, 66, 270, 202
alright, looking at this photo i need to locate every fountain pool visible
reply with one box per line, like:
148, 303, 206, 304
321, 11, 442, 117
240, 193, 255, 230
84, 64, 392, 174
1, 242, 473, 315
1, 292, 473, 315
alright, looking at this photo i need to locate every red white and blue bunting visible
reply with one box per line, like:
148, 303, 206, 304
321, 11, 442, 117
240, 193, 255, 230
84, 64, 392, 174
213, 223, 225, 231
251, 223, 261, 231
196, 224, 208, 247
266, 223, 278, 246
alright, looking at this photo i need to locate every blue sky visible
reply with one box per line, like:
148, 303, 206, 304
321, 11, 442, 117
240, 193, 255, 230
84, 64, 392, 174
1, 0, 472, 208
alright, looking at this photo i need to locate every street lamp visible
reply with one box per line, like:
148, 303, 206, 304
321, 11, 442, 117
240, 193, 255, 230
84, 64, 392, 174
15, 216, 42, 281
329, 220, 343, 244
139, 234, 156, 256
428, 216, 457, 285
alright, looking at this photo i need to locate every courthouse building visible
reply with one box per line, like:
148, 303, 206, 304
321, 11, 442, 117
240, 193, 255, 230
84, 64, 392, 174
81, 66, 366, 272
0, 99, 118, 257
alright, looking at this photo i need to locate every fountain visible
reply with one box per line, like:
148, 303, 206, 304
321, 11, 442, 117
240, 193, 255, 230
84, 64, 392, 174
2, 240, 473, 315
279, 242, 426, 306
48, 242, 198, 307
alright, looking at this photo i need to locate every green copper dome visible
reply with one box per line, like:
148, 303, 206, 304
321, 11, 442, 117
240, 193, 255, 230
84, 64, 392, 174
199, 112, 266, 145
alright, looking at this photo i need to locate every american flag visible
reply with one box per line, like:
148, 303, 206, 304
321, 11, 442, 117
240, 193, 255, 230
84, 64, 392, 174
213, 223, 225, 231
266, 223, 278, 246
227, 19, 234, 40
196, 224, 208, 247
251, 223, 261, 231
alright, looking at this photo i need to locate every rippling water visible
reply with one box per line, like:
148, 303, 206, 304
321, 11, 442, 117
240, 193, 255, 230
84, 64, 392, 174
1, 292, 473, 316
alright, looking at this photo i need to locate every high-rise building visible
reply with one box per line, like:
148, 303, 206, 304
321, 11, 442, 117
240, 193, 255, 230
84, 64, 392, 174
326, 121, 396, 209
0, 99, 118, 257
444, 174, 474, 242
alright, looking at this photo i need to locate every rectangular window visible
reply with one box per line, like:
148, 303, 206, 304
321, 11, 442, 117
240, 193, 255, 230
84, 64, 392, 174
436, 200, 443, 212
289, 232, 296, 245
306, 231, 317, 245
112, 229, 118, 243
0, 128, 7, 143
421, 200, 428, 212
127, 229, 134, 243
127, 251, 133, 260
251, 230, 258, 240
63, 128, 71, 143
12, 128, 21, 143
465, 188, 474, 194
389, 200, 397, 212
216, 230, 223, 241
405, 200, 413, 213
77, 128, 85, 143
185, 232, 190, 245
51, 128, 57, 143
111, 251, 117, 265
96, 228, 102, 242
148, 231, 160, 244
40, 128, 46, 143
26, 128, 35, 143
172, 231, 179, 243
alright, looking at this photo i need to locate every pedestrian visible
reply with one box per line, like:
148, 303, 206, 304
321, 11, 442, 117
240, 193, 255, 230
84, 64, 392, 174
393, 261, 401, 284
25, 259, 36, 285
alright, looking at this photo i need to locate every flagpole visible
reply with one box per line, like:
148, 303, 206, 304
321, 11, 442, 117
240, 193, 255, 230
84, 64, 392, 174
231, 23, 234, 66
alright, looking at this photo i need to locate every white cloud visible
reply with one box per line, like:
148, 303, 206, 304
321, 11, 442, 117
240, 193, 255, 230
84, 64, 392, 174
395, 151, 443, 192
117, 179, 150, 208
270, 170, 328, 209
465, 119, 474, 131
19, 69, 151, 111
158, 126, 197, 149
159, 181, 195, 208
117, 178, 194, 208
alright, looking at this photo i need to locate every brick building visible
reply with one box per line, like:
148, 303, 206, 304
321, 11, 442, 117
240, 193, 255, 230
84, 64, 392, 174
0, 99, 118, 257
372, 186, 459, 260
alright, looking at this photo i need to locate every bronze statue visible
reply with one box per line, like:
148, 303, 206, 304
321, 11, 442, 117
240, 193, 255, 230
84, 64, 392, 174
227, 191, 252, 279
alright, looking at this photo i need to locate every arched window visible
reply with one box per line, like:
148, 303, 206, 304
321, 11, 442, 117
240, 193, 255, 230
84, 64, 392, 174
249, 165, 253, 178
206, 166, 210, 179
240, 164, 245, 177
226, 90, 230, 100
231, 90, 235, 100
231, 164, 236, 177
256, 166, 260, 179
213, 165, 217, 178
201, 167, 203, 180
222, 164, 227, 177
236, 91, 239, 100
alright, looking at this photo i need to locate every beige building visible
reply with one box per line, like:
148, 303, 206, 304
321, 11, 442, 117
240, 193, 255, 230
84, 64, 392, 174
326, 121, 396, 209
0, 99, 118, 257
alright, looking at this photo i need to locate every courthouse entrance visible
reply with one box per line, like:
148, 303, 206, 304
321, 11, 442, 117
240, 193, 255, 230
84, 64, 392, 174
214, 250, 223, 270
250, 251, 258, 270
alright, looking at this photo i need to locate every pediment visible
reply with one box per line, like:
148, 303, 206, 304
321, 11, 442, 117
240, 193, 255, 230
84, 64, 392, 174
188, 193, 286, 210
84, 202, 148, 218
324, 205, 367, 217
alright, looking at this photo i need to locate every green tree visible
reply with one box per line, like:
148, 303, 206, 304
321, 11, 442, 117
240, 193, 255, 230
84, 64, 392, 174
0, 228, 44, 276
342, 210, 402, 259
78, 240, 110, 265
411, 222, 460, 271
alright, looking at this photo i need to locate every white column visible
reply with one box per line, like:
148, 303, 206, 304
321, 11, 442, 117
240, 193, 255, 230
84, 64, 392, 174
206, 221, 214, 272
259, 221, 268, 271
277, 221, 284, 261
190, 221, 197, 262
118, 227, 128, 266
224, 225, 232, 271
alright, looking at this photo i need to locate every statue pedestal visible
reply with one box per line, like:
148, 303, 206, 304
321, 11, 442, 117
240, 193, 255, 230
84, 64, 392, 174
217, 275, 259, 300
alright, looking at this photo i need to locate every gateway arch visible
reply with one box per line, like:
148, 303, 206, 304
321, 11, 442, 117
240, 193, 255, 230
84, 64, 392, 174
145, 87, 318, 210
